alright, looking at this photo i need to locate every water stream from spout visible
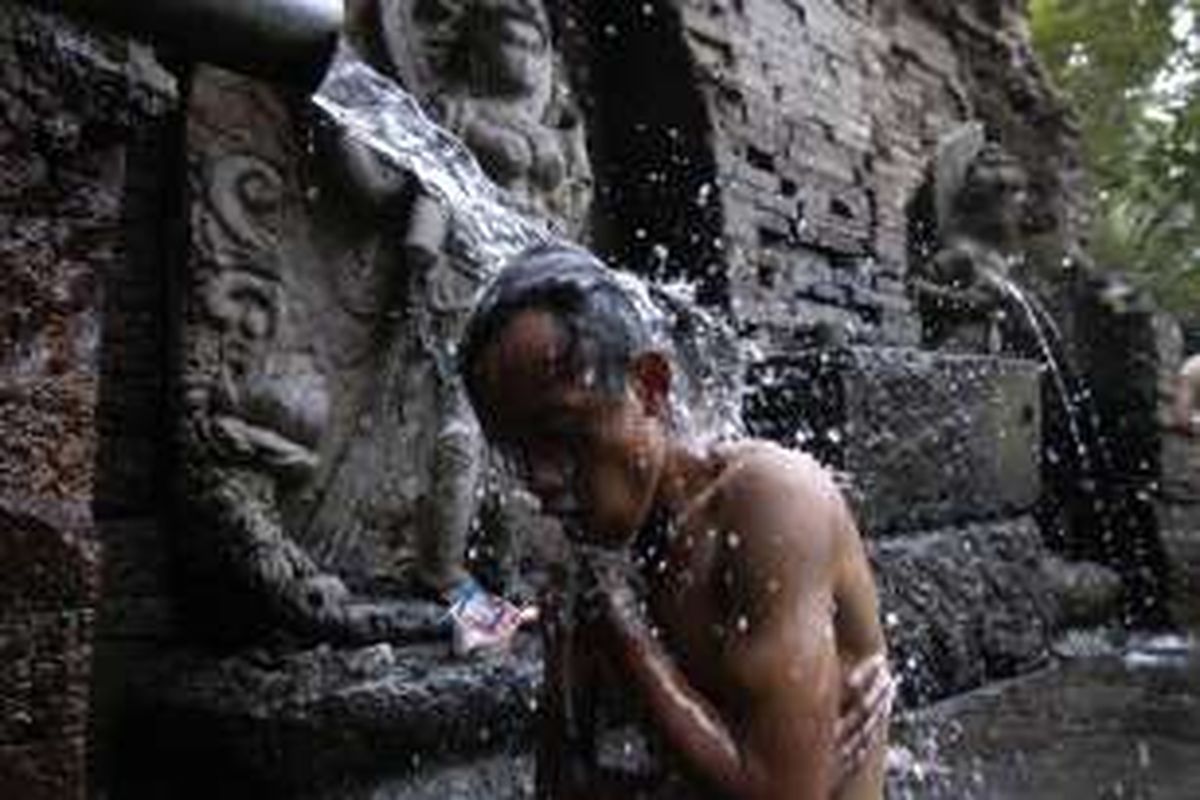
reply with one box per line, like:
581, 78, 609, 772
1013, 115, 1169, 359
982, 266, 1095, 479
313, 43, 553, 278
311, 43, 746, 445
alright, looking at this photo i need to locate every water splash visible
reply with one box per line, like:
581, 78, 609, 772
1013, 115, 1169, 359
312, 44, 746, 445
313, 43, 553, 278
982, 266, 1094, 478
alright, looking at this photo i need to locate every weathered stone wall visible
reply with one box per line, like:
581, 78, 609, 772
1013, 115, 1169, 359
563, 0, 1084, 349
871, 516, 1057, 705
0, 502, 97, 800
0, 0, 1101, 797
0, 5, 174, 797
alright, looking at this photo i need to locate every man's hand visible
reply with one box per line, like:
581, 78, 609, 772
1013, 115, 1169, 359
834, 653, 896, 788
577, 546, 642, 632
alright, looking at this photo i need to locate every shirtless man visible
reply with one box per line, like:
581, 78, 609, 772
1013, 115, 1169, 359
459, 244, 893, 799
1174, 353, 1200, 436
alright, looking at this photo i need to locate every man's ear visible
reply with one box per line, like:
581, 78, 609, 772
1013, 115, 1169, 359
630, 351, 672, 418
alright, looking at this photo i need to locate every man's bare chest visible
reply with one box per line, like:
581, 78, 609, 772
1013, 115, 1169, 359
644, 537, 733, 703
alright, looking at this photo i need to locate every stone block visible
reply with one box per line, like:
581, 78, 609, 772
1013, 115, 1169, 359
745, 346, 1042, 534
1042, 557, 1123, 629
872, 516, 1057, 706
117, 641, 541, 797
1160, 520, 1200, 631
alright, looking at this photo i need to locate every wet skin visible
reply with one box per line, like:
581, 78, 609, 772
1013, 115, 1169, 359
472, 310, 891, 800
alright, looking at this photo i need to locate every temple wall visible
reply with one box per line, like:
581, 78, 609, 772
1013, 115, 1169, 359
571, 0, 1080, 350
0, 7, 176, 797
0, 0, 1130, 797
663, 0, 1085, 349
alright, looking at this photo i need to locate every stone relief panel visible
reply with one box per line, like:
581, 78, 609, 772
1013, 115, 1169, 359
359, 0, 592, 227
302, 0, 593, 602
174, 1, 592, 644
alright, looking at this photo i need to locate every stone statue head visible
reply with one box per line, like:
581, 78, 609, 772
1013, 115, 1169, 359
935, 123, 1028, 251
462, 0, 552, 100
397, 0, 554, 109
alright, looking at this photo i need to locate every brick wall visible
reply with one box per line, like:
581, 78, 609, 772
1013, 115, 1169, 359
564, 0, 1084, 351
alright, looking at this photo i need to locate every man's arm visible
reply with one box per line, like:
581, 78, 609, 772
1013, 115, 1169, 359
537, 579, 598, 800
593, 455, 844, 799
595, 588, 749, 795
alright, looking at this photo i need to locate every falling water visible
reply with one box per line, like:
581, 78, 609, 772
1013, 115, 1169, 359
311, 43, 746, 443
313, 43, 553, 277
982, 266, 1095, 478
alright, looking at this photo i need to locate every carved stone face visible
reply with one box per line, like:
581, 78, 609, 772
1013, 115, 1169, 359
957, 144, 1028, 249
465, 0, 552, 100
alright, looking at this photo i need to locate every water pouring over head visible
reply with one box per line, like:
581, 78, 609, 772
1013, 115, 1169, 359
458, 243, 677, 546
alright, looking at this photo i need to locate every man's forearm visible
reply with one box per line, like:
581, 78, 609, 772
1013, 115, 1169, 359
538, 593, 599, 799
604, 613, 757, 798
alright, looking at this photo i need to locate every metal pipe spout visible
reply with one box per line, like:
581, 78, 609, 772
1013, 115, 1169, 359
25, 0, 344, 90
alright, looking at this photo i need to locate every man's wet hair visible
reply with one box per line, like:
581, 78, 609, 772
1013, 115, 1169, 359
459, 243, 651, 406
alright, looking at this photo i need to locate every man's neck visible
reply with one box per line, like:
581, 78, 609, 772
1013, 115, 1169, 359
634, 441, 731, 572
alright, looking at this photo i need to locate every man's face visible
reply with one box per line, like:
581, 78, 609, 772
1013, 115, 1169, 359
472, 310, 662, 548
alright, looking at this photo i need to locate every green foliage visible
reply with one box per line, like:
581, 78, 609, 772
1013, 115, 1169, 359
1031, 0, 1200, 313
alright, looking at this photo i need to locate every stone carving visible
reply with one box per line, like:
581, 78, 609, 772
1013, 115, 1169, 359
177, 148, 417, 645
914, 123, 1029, 353
173, 0, 592, 645
321, 0, 591, 600
369, 0, 592, 224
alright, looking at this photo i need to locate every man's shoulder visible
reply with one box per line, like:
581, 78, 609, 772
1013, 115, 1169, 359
709, 440, 845, 543
715, 439, 840, 499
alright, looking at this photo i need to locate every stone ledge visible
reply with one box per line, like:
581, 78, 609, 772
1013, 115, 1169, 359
872, 516, 1057, 706
745, 346, 1042, 534
119, 639, 541, 797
